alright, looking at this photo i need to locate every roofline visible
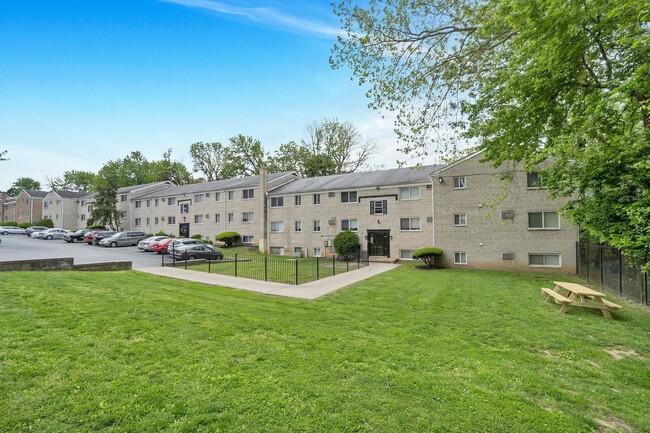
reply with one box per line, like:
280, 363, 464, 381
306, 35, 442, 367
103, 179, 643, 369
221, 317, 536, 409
431, 150, 484, 175
267, 179, 434, 196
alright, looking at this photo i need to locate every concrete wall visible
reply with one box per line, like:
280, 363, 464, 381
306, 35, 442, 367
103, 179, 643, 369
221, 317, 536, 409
0, 257, 131, 271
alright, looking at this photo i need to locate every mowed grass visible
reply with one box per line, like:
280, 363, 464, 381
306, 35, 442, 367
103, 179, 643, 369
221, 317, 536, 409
1, 266, 648, 432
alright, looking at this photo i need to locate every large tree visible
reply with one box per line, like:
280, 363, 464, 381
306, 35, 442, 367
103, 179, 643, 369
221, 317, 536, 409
332, 0, 650, 264
150, 149, 195, 185
222, 135, 269, 178
7, 177, 41, 196
47, 170, 96, 192
189, 141, 227, 181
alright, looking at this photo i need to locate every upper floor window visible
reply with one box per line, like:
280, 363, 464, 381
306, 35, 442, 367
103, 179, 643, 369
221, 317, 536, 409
270, 197, 284, 207
341, 219, 358, 231
313, 194, 321, 205
146, 200, 150, 207
399, 186, 420, 200
341, 191, 358, 203
270, 221, 284, 233
154, 199, 159, 206
453, 176, 466, 189
313, 220, 321, 232
243, 189, 254, 200
227, 213, 234, 223
400, 217, 421, 231
180, 203, 189, 214
294, 195, 302, 206
527, 172, 545, 189
227, 191, 234, 200
215, 213, 221, 223
242, 212, 254, 223
168, 197, 176, 206
194, 215, 204, 224
168, 216, 176, 224
370, 200, 387, 215
194, 194, 204, 203
120, 194, 127, 202
215, 192, 221, 201
294, 221, 302, 232
135, 201, 142, 208
528, 211, 560, 230
454, 213, 467, 226
134, 218, 142, 226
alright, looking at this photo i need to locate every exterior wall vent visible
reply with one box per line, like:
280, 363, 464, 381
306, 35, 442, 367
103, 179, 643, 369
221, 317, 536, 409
328, 219, 336, 225
501, 210, 514, 219
501, 252, 515, 260
427, 216, 433, 222
426, 184, 432, 189
328, 192, 336, 197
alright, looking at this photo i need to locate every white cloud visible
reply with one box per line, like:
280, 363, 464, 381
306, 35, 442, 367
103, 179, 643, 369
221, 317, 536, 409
161, 0, 344, 38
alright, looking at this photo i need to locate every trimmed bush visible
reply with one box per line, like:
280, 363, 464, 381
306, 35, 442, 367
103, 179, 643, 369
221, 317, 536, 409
215, 231, 240, 247
3, 221, 18, 226
190, 234, 203, 240
87, 224, 106, 229
412, 247, 443, 269
17, 222, 31, 229
35, 219, 54, 228
333, 231, 360, 260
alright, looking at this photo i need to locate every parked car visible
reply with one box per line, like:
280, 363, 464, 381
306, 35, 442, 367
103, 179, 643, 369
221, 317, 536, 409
63, 229, 91, 243
91, 231, 117, 245
138, 235, 170, 251
25, 226, 49, 236
31, 230, 47, 238
41, 228, 71, 240
98, 231, 147, 248
172, 244, 223, 261
152, 238, 201, 254
0, 226, 26, 235
152, 238, 174, 254
83, 230, 101, 245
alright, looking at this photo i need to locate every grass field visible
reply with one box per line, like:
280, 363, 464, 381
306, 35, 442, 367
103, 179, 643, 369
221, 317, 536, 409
1, 265, 648, 432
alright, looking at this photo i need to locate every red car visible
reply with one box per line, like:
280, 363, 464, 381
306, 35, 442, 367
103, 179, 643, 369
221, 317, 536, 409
83, 230, 101, 245
152, 238, 174, 254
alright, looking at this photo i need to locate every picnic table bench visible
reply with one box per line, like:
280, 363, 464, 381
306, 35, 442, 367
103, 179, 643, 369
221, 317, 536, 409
542, 281, 622, 318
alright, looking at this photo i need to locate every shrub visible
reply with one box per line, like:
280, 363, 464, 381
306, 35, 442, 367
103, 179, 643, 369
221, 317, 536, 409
333, 231, 360, 260
215, 231, 240, 247
3, 221, 18, 226
35, 219, 54, 228
17, 222, 31, 229
87, 224, 106, 229
412, 247, 443, 269
190, 234, 203, 240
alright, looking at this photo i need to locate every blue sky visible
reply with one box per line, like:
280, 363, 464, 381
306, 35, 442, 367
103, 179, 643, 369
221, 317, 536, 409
0, 0, 409, 191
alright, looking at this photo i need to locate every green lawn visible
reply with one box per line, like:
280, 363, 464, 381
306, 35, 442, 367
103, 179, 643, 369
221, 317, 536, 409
1, 266, 648, 432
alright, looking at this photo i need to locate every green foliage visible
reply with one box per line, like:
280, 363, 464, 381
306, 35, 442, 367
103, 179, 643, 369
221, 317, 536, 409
189, 142, 227, 181
332, 0, 650, 267
35, 219, 54, 228
48, 170, 96, 193
190, 234, 203, 240
221, 135, 269, 178
215, 231, 241, 247
87, 224, 106, 229
3, 221, 18, 226
333, 230, 360, 259
7, 177, 41, 197
411, 247, 443, 269
149, 148, 196, 185
17, 222, 31, 229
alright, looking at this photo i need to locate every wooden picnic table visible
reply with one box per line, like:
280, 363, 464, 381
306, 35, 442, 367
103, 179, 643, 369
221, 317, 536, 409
541, 281, 622, 318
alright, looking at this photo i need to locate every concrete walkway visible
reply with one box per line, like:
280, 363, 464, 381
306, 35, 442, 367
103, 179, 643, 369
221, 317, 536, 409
137, 263, 399, 300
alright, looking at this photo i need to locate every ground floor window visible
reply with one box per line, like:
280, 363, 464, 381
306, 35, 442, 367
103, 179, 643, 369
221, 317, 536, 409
399, 249, 417, 260
341, 219, 358, 231
134, 218, 141, 226
313, 247, 322, 257
242, 235, 254, 243
528, 253, 561, 267
454, 252, 467, 265
168, 216, 176, 224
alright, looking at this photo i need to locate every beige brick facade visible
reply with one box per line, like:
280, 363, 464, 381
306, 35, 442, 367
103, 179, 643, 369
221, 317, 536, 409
4, 190, 46, 224
42, 191, 87, 230
432, 152, 577, 273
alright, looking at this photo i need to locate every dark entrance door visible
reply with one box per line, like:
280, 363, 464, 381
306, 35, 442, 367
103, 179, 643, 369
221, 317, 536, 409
367, 230, 390, 257
179, 223, 190, 238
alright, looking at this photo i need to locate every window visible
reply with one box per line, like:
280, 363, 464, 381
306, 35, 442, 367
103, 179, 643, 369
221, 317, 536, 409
227, 213, 234, 223
121, 195, 127, 202
527, 172, 544, 189
313, 194, 321, 205
146, 217, 150, 225
228, 191, 234, 200
399, 186, 420, 200
242, 235, 254, 243
400, 249, 417, 260
313, 247, 322, 257
194, 194, 204, 203
400, 217, 421, 231
81, 214, 86, 221
243, 189, 254, 199
135, 201, 142, 208
341, 191, 358, 203
529, 253, 561, 267
271, 221, 284, 233
194, 215, 204, 224
294, 195, 302, 206
313, 220, 321, 232
341, 219, 358, 231
215, 213, 221, 223
242, 212, 254, 223
215, 192, 221, 201
180, 203, 189, 214
155, 217, 159, 224
454, 213, 467, 226
454, 252, 468, 265
453, 176, 466, 189
168, 216, 176, 224
120, 211, 126, 218
146, 200, 151, 208
528, 211, 560, 230
133, 217, 141, 226
295, 221, 302, 232
87, 204, 93, 212
370, 200, 387, 215
168, 197, 176, 206
155, 199, 159, 206
270, 197, 284, 207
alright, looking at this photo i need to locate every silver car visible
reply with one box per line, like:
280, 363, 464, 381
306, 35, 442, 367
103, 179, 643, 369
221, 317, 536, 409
41, 228, 71, 240
0, 226, 26, 235
99, 231, 148, 248
138, 235, 170, 251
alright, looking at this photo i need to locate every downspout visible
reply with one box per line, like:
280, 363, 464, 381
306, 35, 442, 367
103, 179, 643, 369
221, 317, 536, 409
430, 176, 436, 247
61, 196, 64, 229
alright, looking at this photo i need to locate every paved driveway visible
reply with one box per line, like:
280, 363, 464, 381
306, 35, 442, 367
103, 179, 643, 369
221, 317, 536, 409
0, 234, 164, 269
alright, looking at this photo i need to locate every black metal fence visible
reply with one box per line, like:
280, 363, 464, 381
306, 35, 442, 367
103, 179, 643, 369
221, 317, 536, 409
161, 248, 369, 285
577, 242, 648, 305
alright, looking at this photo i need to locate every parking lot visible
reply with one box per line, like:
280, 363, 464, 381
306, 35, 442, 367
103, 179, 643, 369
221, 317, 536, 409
0, 234, 164, 269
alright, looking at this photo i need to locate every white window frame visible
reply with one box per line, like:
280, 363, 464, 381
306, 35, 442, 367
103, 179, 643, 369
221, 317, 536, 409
242, 212, 254, 223
135, 201, 142, 209
454, 213, 467, 226
399, 249, 417, 260
526, 172, 545, 189
242, 235, 254, 243
341, 191, 358, 204
180, 203, 189, 214
270, 197, 284, 208
528, 211, 560, 230
528, 253, 561, 268
454, 252, 468, 265
400, 217, 421, 231
227, 213, 234, 223
134, 218, 142, 226
313, 220, 321, 232
194, 214, 204, 224
168, 197, 176, 206
313, 194, 321, 205
194, 194, 204, 203
313, 247, 322, 257
168, 216, 176, 224
453, 176, 466, 189
215, 213, 221, 223
341, 219, 358, 231
243, 189, 254, 200
399, 186, 421, 200
227, 191, 234, 200
294, 195, 302, 206
270, 221, 284, 233
215, 192, 221, 202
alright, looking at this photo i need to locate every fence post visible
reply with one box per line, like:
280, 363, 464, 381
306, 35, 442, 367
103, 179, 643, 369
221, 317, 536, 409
346, 259, 349, 272
316, 257, 320, 280
586, 243, 590, 283
235, 253, 238, 277
172, 244, 176, 267
208, 256, 211, 274
264, 257, 268, 282
333, 255, 336, 276
599, 244, 604, 289
184, 255, 187, 270
644, 257, 648, 305
161, 251, 164, 267
618, 248, 623, 296
358, 246, 361, 269
295, 259, 299, 285
575, 242, 579, 275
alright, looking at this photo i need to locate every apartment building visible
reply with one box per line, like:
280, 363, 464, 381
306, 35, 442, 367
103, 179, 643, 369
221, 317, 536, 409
130, 171, 298, 241
2, 190, 48, 224
266, 165, 441, 259
116, 181, 175, 230
1, 193, 15, 222
431, 151, 578, 273
42, 190, 88, 230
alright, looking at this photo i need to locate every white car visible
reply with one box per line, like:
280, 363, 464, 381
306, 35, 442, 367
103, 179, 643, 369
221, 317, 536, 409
138, 235, 170, 251
40, 228, 71, 240
0, 226, 26, 235
31, 230, 47, 238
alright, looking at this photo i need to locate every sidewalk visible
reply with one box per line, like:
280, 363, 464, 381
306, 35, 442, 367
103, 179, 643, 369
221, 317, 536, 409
136, 263, 399, 299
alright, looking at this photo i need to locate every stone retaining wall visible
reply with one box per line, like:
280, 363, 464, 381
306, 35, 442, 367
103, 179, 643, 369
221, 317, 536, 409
0, 257, 131, 272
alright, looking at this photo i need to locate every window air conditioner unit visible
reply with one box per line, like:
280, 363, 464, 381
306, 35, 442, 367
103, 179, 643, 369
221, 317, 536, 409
426, 184, 432, 189
205, 214, 210, 218
501, 252, 515, 260
501, 210, 514, 219
162, 198, 166, 202
328, 218, 336, 225
161, 216, 166, 221
328, 192, 335, 197
427, 216, 433, 223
